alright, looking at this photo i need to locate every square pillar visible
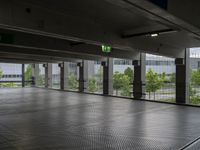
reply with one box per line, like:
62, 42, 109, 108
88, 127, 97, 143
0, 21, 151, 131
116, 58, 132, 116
175, 49, 190, 104
59, 62, 69, 90
59, 62, 65, 90
77, 62, 84, 92
83, 60, 89, 92
44, 63, 52, 88
102, 58, 113, 95
133, 53, 146, 99
77, 60, 89, 92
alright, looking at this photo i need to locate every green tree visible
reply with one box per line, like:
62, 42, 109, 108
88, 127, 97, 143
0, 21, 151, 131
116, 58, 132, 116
68, 72, 78, 90
170, 72, 176, 83
120, 75, 131, 97
191, 68, 200, 85
190, 85, 200, 105
0, 69, 3, 79
146, 69, 166, 100
190, 69, 200, 105
113, 72, 124, 95
113, 71, 130, 96
124, 67, 134, 83
88, 78, 98, 93
1, 82, 16, 88
38, 75, 45, 86
25, 64, 33, 86
38, 67, 45, 86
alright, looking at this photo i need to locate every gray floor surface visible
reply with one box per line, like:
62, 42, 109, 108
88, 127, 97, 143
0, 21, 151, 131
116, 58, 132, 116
0, 88, 200, 150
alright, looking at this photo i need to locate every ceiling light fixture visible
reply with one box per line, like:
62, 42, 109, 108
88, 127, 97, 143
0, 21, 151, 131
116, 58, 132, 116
151, 33, 159, 37
122, 29, 176, 39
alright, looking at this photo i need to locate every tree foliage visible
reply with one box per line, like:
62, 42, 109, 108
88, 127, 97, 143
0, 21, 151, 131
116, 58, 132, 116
120, 75, 131, 97
146, 69, 166, 99
113, 71, 130, 96
0, 82, 16, 88
190, 68, 200, 104
25, 65, 33, 81
113, 72, 124, 95
124, 67, 134, 83
191, 68, 200, 85
190, 83, 200, 105
170, 72, 176, 83
25, 64, 33, 86
38, 75, 45, 86
88, 78, 98, 93
68, 72, 78, 90
0, 69, 3, 79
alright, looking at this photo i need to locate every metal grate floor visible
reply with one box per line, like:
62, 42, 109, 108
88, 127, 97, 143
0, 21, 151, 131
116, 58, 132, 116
0, 88, 200, 149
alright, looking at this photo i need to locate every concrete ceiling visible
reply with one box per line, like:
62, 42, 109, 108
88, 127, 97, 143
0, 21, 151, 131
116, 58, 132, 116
0, 0, 199, 62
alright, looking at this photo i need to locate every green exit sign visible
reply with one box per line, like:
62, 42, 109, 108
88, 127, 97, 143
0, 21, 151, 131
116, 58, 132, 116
102, 44, 112, 53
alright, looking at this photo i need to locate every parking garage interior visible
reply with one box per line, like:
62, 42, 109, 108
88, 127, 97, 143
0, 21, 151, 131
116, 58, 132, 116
1, 0, 200, 149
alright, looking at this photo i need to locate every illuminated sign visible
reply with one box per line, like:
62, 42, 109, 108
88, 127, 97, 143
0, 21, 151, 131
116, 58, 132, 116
101, 45, 112, 53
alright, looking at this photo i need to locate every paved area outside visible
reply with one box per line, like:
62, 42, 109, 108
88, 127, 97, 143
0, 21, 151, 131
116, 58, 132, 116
0, 88, 200, 149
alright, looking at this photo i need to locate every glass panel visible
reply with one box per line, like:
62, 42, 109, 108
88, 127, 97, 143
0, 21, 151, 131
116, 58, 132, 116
87, 61, 103, 94
145, 54, 176, 102
67, 62, 78, 91
38, 64, 45, 87
113, 58, 133, 97
52, 63, 60, 89
0, 63, 22, 88
189, 48, 200, 105
24, 64, 33, 87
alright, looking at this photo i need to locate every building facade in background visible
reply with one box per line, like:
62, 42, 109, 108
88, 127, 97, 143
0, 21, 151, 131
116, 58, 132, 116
0, 48, 200, 82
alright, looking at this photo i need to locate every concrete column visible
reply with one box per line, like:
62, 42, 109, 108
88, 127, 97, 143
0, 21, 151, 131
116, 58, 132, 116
108, 58, 113, 95
133, 53, 146, 99
77, 60, 89, 92
48, 63, 52, 88
59, 62, 69, 90
59, 62, 64, 90
102, 58, 113, 95
31, 64, 35, 87
175, 49, 190, 104
185, 49, 190, 104
77, 62, 84, 92
44, 63, 52, 88
83, 60, 89, 92
22, 64, 25, 87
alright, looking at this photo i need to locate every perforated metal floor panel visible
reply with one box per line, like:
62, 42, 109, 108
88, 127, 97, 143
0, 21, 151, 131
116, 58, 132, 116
0, 88, 200, 149
183, 138, 200, 150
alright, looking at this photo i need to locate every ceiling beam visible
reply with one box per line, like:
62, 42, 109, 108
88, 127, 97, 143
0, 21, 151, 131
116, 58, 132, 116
0, 0, 196, 58
0, 44, 105, 62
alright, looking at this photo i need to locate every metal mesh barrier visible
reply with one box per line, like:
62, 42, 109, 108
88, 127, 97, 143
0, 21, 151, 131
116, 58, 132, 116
145, 54, 176, 102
